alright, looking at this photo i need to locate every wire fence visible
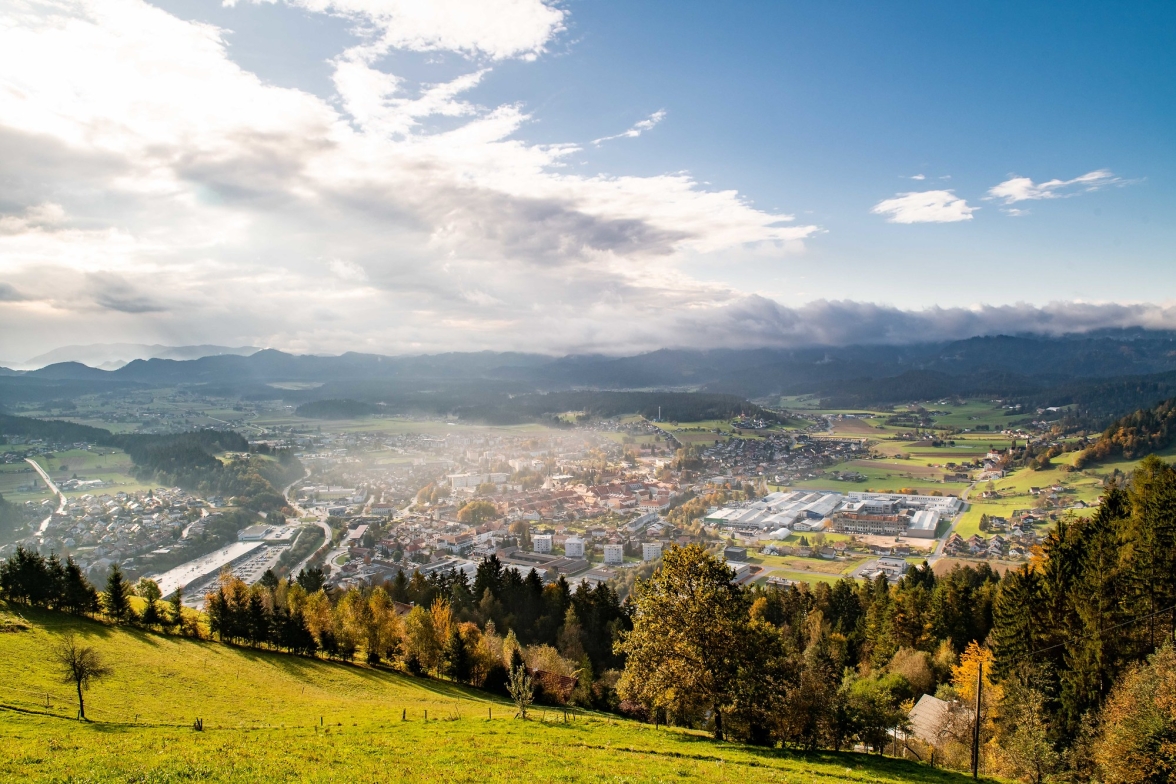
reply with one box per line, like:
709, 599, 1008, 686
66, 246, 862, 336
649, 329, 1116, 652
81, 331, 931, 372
0, 683, 587, 731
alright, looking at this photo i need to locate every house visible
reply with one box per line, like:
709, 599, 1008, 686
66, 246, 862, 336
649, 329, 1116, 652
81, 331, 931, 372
603, 544, 624, 566
907, 694, 952, 746
642, 542, 663, 562
533, 534, 553, 554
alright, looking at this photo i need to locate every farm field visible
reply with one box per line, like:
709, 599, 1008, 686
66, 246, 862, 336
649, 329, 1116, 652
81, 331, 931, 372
0, 606, 984, 784
0, 460, 52, 505
748, 552, 862, 576
952, 451, 1104, 540
252, 412, 560, 438
30, 448, 156, 498
785, 458, 959, 494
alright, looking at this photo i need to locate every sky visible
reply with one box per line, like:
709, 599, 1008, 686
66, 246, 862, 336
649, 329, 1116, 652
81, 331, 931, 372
1, 0, 1174, 361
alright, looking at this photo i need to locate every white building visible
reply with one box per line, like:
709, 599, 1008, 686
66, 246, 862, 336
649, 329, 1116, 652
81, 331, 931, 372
603, 544, 624, 566
642, 542, 663, 562
564, 536, 585, 558
533, 534, 553, 554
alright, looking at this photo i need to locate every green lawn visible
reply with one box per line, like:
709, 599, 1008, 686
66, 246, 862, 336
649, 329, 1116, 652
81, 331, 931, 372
0, 606, 988, 783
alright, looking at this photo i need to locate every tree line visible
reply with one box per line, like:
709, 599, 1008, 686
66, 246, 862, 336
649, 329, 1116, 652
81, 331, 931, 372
0, 548, 630, 710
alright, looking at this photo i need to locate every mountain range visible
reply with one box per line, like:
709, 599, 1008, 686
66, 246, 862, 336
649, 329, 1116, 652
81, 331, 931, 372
6, 343, 259, 371
5, 330, 1176, 425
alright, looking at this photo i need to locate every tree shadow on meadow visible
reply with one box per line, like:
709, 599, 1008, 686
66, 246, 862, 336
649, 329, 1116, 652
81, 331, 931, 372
657, 732, 990, 783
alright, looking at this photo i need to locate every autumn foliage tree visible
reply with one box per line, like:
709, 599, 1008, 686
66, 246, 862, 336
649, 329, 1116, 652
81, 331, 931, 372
616, 544, 749, 739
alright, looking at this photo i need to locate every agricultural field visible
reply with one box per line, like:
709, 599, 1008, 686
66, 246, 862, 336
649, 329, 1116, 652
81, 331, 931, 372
0, 460, 52, 505
749, 552, 862, 575
0, 607, 984, 784
782, 458, 961, 495
252, 411, 560, 438
30, 448, 156, 498
952, 452, 1104, 540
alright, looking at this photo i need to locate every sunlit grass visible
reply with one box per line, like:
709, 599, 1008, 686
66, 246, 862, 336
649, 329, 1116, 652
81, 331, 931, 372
0, 606, 988, 783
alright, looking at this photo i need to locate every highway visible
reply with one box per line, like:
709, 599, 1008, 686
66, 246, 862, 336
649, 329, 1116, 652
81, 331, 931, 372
26, 457, 67, 539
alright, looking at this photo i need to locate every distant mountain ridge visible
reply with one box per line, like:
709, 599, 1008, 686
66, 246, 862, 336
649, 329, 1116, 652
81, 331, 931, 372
16, 343, 259, 371
4, 331, 1176, 427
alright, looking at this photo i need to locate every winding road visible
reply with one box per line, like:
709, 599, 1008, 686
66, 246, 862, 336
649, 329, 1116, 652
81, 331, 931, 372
26, 457, 67, 540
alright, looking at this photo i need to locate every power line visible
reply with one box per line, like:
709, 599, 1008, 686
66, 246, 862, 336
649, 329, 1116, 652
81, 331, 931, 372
1013, 602, 1176, 662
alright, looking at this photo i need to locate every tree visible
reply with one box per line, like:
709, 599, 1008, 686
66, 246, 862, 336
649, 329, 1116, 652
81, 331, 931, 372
1093, 642, 1176, 783
259, 569, 279, 591
507, 663, 534, 719
616, 544, 748, 739
443, 627, 471, 683
169, 585, 186, 634
296, 566, 325, 593
403, 605, 440, 674
103, 564, 132, 624
458, 499, 497, 524
951, 642, 1001, 772
993, 684, 1059, 784
62, 557, 99, 616
137, 578, 163, 628
52, 634, 112, 720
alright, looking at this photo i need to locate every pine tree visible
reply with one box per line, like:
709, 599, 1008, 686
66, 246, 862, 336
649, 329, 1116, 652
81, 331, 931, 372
169, 585, 185, 633
62, 557, 99, 616
443, 627, 471, 683
103, 564, 133, 624
991, 565, 1045, 682
246, 589, 270, 647
45, 553, 67, 610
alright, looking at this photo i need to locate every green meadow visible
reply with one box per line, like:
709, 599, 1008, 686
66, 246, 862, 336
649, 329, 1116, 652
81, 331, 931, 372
0, 606, 989, 783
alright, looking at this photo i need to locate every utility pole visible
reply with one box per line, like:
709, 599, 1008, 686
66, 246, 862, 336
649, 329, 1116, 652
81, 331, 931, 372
971, 659, 983, 779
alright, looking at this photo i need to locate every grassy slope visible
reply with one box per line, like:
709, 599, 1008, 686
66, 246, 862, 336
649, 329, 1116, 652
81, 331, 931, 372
0, 607, 989, 784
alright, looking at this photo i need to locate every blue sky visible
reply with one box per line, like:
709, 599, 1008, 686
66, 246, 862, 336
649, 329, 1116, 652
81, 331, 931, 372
0, 0, 1173, 360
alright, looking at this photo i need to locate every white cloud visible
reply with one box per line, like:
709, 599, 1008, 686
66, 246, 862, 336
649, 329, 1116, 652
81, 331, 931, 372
0, 202, 66, 234
258, 0, 567, 61
328, 259, 368, 281
870, 190, 976, 224
987, 169, 1127, 204
908, 174, 925, 180
0, 0, 819, 358
593, 110, 666, 146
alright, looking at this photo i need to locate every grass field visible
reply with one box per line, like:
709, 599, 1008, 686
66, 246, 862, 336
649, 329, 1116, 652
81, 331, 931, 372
0, 606, 988, 783
32, 448, 156, 498
0, 461, 52, 505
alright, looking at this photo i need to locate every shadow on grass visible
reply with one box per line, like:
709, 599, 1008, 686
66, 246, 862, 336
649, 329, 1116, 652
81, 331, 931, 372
628, 730, 991, 783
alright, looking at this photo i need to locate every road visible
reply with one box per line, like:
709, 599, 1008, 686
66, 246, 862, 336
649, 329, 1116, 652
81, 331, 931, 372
26, 458, 67, 539
204, 414, 265, 434
283, 467, 334, 578
927, 480, 978, 563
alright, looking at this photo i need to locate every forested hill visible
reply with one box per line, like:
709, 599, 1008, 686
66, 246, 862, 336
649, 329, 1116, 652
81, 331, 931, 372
1074, 396, 1176, 468
0, 414, 299, 511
